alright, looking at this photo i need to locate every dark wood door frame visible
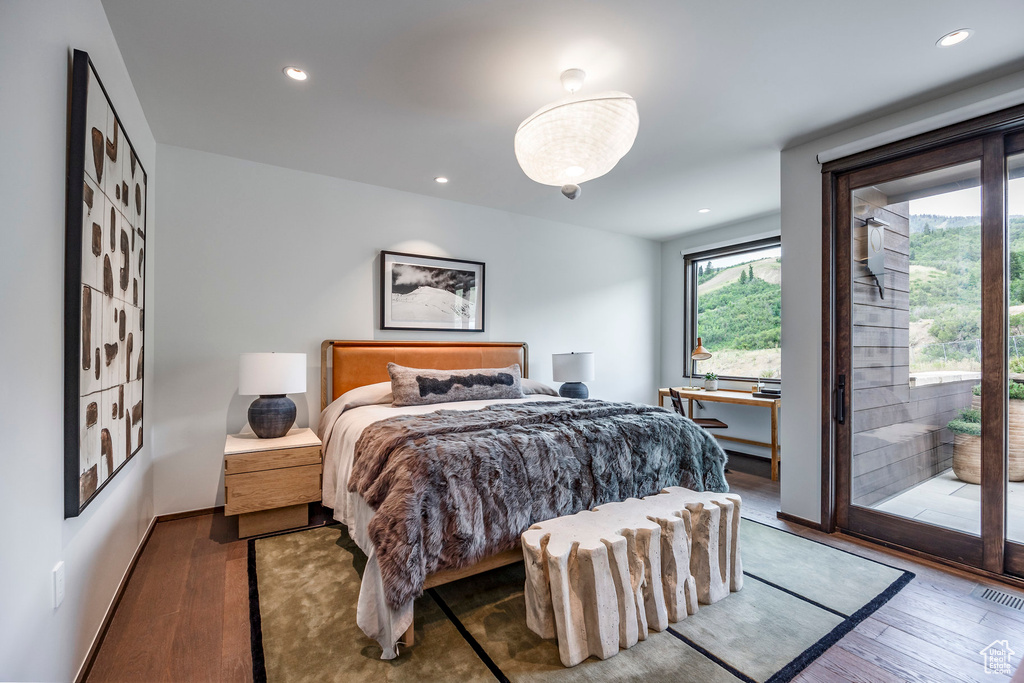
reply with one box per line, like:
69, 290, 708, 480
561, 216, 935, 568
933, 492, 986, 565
821, 105, 1024, 574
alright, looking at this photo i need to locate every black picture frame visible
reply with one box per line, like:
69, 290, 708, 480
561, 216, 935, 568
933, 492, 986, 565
64, 50, 148, 518
379, 251, 485, 332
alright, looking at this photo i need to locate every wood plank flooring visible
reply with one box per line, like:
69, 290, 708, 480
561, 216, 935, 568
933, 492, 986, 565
86, 471, 1024, 682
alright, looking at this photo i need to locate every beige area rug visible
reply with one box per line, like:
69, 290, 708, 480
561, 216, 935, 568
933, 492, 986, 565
249, 520, 913, 682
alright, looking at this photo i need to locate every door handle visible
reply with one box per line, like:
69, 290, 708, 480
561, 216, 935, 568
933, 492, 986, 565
835, 374, 846, 424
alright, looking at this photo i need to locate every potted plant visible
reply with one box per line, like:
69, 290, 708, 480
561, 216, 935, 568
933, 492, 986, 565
950, 408, 982, 484
963, 382, 1024, 481
704, 372, 719, 392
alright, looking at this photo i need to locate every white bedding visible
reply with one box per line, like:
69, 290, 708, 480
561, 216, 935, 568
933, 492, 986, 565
317, 387, 565, 658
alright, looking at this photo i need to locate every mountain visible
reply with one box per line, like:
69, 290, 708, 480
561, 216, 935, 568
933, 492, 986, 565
390, 286, 475, 322
910, 214, 981, 233
698, 257, 780, 294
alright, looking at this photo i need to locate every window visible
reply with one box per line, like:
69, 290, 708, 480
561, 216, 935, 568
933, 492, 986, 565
684, 238, 781, 382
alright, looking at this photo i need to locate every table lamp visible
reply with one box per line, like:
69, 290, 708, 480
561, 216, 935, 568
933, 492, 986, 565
552, 352, 594, 399
690, 337, 712, 390
239, 352, 306, 438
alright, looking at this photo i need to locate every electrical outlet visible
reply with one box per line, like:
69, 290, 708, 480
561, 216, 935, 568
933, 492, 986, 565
53, 561, 65, 609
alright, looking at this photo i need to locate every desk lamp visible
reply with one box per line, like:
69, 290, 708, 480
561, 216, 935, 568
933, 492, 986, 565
689, 337, 712, 390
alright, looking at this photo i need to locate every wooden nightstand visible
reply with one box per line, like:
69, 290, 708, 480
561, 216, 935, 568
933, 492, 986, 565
224, 427, 322, 538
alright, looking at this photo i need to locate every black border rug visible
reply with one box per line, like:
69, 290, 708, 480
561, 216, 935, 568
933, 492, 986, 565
249, 519, 914, 683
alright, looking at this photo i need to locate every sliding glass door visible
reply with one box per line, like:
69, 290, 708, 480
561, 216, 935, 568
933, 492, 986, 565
833, 129, 1024, 576
1004, 141, 1024, 575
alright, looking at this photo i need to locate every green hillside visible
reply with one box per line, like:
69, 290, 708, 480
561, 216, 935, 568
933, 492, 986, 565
697, 258, 781, 352
909, 216, 1024, 331
909, 215, 1024, 366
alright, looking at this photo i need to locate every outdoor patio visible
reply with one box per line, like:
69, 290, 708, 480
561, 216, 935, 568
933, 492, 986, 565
872, 469, 1024, 541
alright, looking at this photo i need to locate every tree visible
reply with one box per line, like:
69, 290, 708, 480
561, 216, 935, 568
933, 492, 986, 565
748, 263, 754, 282
698, 264, 704, 278
739, 269, 748, 284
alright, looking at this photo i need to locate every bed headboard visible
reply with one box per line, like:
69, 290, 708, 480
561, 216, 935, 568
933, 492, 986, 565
320, 340, 529, 411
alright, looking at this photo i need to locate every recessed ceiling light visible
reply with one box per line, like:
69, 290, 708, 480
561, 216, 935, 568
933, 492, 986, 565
434, 177, 449, 184
283, 66, 308, 81
698, 208, 711, 214
937, 29, 972, 48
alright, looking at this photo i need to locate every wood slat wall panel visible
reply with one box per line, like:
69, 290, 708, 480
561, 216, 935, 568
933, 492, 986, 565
854, 307, 910, 330
853, 391, 972, 434
853, 449, 954, 507
854, 286, 909, 310
854, 346, 910, 369
853, 326, 910, 348
853, 386, 911, 411
853, 366, 910, 389
853, 430, 947, 475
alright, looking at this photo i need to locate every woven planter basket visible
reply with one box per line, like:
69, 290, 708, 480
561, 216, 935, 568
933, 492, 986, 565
951, 396, 1024, 483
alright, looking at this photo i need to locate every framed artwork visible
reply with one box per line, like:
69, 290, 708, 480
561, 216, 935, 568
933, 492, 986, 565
379, 251, 485, 332
64, 50, 147, 518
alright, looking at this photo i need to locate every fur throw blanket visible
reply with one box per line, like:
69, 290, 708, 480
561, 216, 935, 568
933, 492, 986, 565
348, 399, 728, 610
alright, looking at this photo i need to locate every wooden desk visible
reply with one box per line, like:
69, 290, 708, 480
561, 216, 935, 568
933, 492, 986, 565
658, 387, 782, 481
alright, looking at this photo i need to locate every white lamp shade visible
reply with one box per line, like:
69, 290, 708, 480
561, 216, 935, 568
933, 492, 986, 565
552, 352, 595, 383
515, 92, 639, 187
239, 353, 306, 396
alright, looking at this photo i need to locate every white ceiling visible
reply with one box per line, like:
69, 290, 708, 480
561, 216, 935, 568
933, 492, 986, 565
100, 0, 1024, 240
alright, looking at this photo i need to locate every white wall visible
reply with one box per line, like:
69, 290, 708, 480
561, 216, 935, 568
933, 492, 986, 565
780, 68, 1024, 523
659, 214, 781, 458
153, 144, 662, 515
0, 2, 157, 681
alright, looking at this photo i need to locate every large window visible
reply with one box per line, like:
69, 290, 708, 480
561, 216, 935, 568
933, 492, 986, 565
685, 238, 781, 381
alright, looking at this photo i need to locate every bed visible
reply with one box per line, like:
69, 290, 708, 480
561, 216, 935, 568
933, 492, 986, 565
316, 340, 728, 659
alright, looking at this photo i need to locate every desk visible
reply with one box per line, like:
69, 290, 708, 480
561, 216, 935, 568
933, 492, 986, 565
658, 387, 782, 481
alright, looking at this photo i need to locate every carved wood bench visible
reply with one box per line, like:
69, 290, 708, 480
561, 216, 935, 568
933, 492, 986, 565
520, 487, 742, 667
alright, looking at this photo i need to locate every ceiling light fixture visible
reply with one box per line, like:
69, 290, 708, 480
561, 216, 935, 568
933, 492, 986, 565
936, 28, 972, 47
514, 69, 639, 200
283, 66, 308, 81
698, 208, 711, 214
434, 176, 449, 184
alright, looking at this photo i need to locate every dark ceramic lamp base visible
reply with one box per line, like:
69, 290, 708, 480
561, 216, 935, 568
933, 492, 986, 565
558, 382, 589, 399
248, 394, 296, 438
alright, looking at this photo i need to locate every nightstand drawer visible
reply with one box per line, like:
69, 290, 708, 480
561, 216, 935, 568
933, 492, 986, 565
224, 463, 321, 515
225, 445, 321, 475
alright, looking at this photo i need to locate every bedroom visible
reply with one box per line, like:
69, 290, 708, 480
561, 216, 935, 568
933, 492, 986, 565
4, 0, 1024, 681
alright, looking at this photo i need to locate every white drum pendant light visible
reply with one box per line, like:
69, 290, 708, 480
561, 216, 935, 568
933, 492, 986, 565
514, 69, 639, 200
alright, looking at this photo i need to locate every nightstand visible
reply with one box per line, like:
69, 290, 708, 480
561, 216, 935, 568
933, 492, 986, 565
224, 427, 322, 538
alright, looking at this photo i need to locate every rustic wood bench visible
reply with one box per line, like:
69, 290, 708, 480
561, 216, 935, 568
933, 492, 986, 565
521, 487, 743, 667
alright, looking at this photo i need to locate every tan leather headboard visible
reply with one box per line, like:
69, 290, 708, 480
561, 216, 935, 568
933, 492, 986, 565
320, 340, 529, 410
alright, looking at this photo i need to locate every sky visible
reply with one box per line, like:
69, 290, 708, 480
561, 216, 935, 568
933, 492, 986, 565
391, 263, 476, 297
910, 177, 1024, 217
702, 246, 781, 270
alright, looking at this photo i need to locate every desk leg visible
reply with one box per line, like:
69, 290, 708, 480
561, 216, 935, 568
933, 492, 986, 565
770, 402, 780, 482
688, 398, 695, 421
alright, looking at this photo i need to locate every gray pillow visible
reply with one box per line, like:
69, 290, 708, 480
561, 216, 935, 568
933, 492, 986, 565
388, 363, 524, 407
522, 378, 559, 396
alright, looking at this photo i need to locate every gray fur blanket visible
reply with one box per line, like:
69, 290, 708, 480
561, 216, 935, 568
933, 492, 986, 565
348, 399, 728, 610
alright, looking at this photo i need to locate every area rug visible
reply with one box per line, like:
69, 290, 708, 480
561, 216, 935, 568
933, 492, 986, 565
249, 519, 914, 683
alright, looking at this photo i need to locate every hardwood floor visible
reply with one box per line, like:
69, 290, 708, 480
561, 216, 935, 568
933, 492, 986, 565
86, 471, 1024, 682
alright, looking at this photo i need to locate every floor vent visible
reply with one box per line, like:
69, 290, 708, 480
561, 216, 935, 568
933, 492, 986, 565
973, 585, 1024, 611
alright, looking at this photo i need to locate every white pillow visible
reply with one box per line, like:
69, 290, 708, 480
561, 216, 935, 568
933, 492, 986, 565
337, 381, 394, 408
316, 381, 393, 443
522, 378, 559, 396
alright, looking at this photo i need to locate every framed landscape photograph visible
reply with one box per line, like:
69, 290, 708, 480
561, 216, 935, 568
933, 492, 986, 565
379, 251, 484, 331
64, 50, 148, 517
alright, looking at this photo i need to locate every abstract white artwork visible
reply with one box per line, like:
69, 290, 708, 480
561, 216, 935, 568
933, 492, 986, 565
64, 50, 147, 517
